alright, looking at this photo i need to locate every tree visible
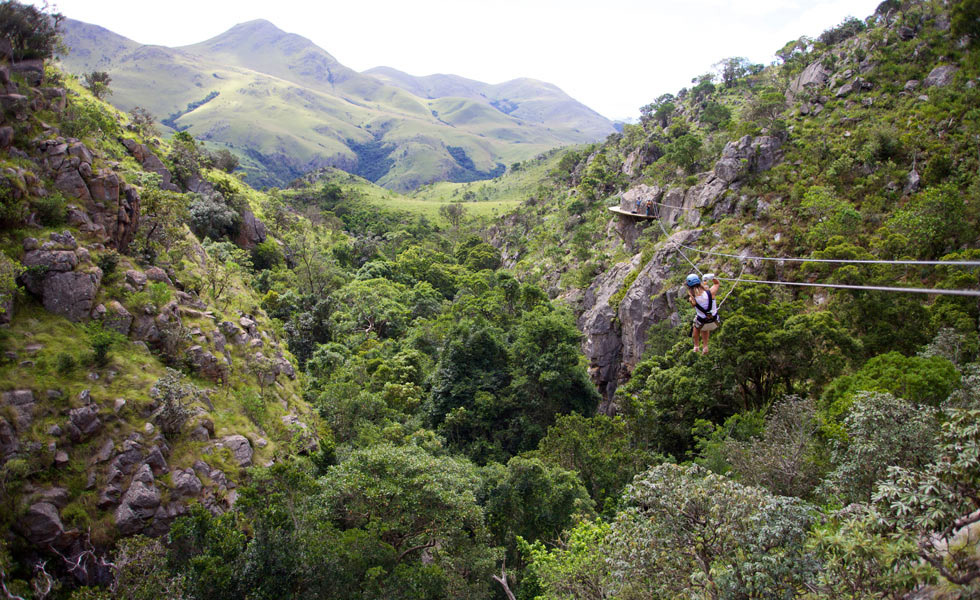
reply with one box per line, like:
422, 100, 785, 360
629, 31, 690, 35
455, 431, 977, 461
480, 456, 594, 553
508, 306, 600, 448
868, 408, 980, 588
530, 413, 650, 512
639, 93, 675, 128
331, 278, 411, 339
885, 185, 969, 259
0, 0, 64, 61
200, 239, 251, 307
439, 201, 466, 230
823, 392, 939, 504
133, 172, 187, 262
315, 444, 499, 598
722, 396, 824, 498
746, 89, 786, 129
189, 195, 240, 241
663, 133, 703, 174
714, 57, 751, 88
151, 368, 205, 438
82, 71, 112, 99
607, 463, 814, 599
212, 148, 239, 173
129, 106, 158, 138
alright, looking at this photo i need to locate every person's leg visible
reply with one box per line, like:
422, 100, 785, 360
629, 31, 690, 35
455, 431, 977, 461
700, 329, 710, 354
692, 325, 701, 352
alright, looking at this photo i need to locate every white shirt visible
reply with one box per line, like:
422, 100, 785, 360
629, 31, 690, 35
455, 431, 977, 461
693, 290, 717, 320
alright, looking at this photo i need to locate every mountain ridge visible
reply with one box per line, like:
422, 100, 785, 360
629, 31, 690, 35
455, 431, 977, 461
58, 18, 616, 191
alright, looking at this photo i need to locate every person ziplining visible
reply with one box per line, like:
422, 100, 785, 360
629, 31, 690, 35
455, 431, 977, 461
685, 273, 720, 355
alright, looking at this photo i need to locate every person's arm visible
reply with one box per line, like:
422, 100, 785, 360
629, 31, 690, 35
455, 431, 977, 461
709, 279, 721, 295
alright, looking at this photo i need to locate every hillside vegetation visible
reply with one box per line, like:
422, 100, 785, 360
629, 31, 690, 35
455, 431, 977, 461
57, 19, 615, 192
0, 0, 979, 599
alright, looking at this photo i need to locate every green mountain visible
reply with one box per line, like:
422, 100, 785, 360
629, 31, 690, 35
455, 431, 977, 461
58, 18, 616, 191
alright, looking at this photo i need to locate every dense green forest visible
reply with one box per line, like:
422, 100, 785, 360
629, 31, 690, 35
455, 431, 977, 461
1, 0, 980, 598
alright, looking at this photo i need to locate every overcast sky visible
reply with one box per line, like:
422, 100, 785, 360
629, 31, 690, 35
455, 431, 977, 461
37, 0, 882, 120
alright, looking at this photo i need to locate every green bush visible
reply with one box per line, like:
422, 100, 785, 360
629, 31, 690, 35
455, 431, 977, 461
55, 351, 76, 375
30, 191, 66, 226
86, 323, 124, 367
147, 281, 171, 309
96, 250, 119, 278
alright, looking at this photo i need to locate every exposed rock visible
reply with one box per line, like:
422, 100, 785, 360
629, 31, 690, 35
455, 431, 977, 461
114, 471, 161, 535
68, 404, 101, 442
125, 270, 147, 290
578, 254, 641, 410
36, 487, 69, 509
0, 126, 12, 150
49, 230, 77, 249
923, 65, 958, 88
173, 468, 203, 497
114, 398, 126, 414
239, 316, 258, 338
905, 168, 921, 195
617, 229, 697, 372
144, 445, 168, 475
235, 209, 268, 249
92, 439, 114, 464
0, 417, 18, 458
11, 59, 44, 86
579, 230, 701, 410
1, 390, 36, 431
121, 139, 180, 191
54, 450, 69, 468
22, 502, 64, 545
788, 61, 830, 98
38, 269, 102, 322
621, 139, 664, 177
219, 435, 253, 467
904, 79, 920, 92
100, 300, 133, 336
188, 345, 223, 382
145, 266, 172, 285
22, 249, 78, 273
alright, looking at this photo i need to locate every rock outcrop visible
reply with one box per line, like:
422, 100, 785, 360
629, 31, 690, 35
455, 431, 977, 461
578, 229, 702, 410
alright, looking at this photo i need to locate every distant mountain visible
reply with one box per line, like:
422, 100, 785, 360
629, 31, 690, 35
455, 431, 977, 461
59, 19, 616, 190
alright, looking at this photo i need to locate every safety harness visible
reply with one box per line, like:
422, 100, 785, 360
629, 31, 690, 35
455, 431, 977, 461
694, 289, 718, 327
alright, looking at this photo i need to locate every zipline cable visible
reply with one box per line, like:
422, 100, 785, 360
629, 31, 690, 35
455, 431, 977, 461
643, 200, 980, 298
673, 241, 980, 267
714, 276, 980, 297
652, 201, 702, 276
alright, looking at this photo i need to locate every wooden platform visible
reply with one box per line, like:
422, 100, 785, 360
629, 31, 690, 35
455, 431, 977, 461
608, 206, 660, 219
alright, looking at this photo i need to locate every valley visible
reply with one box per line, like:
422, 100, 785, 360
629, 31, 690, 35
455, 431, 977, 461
0, 0, 979, 598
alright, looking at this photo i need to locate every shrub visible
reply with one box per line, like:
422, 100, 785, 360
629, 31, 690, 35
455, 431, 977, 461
188, 195, 240, 241
151, 368, 204, 438
55, 351, 76, 375
30, 191, 66, 226
88, 323, 124, 367
86, 323, 124, 367
61, 98, 120, 140
96, 250, 119, 278
147, 281, 171, 309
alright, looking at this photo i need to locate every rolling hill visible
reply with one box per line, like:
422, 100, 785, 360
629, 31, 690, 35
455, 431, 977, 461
58, 18, 616, 190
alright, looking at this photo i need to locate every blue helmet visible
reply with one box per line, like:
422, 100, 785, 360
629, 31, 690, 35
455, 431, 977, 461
685, 274, 701, 288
